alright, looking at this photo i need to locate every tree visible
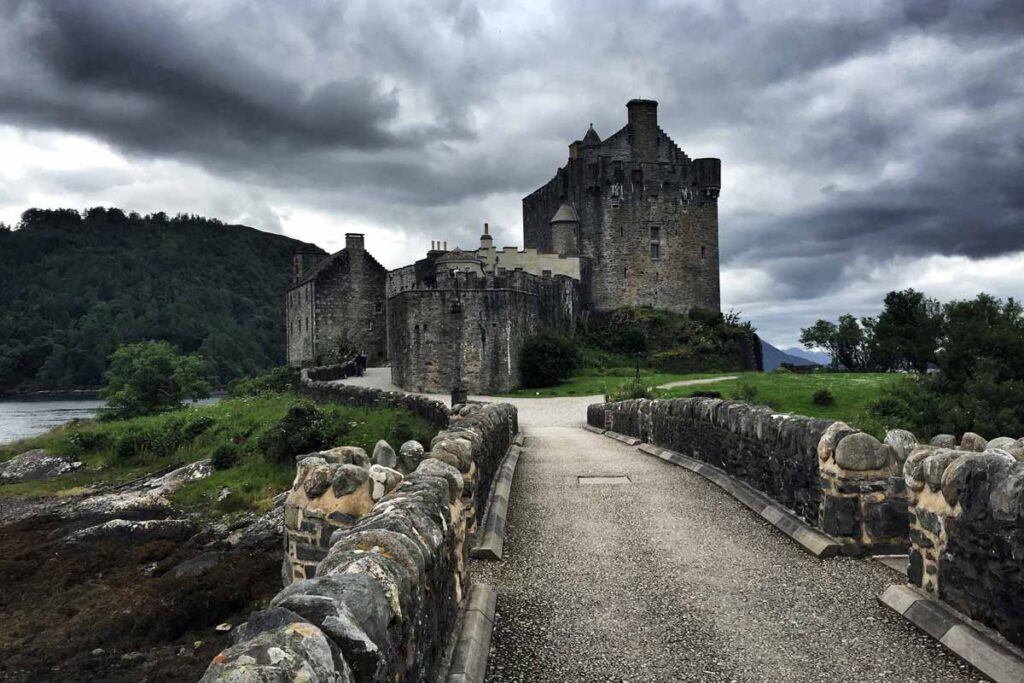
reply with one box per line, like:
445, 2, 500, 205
870, 294, 1024, 436
799, 315, 871, 371
866, 289, 941, 372
100, 341, 212, 418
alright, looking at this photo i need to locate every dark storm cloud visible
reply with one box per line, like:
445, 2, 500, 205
1, 0, 1022, 334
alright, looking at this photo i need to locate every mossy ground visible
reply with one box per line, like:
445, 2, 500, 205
0, 394, 436, 515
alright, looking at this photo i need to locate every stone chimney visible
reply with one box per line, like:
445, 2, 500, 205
627, 99, 659, 162
345, 233, 364, 253
480, 222, 493, 250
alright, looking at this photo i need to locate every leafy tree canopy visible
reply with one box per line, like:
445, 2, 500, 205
0, 207, 324, 392
100, 341, 212, 418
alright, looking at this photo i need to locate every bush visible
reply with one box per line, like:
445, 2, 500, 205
812, 388, 835, 406
210, 444, 239, 471
228, 366, 301, 397
66, 429, 108, 455
520, 332, 578, 388
605, 377, 653, 402
731, 381, 759, 402
257, 400, 327, 465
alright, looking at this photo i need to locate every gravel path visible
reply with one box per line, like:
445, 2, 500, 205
656, 375, 737, 389
475, 424, 979, 683
335, 369, 979, 681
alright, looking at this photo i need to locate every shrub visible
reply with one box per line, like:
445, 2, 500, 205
520, 332, 578, 388
812, 388, 835, 406
228, 366, 301, 397
66, 429, 108, 455
257, 400, 327, 465
210, 444, 239, 471
731, 381, 759, 402
606, 377, 653, 402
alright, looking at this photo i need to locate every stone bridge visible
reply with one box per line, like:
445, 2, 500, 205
204, 368, 1024, 682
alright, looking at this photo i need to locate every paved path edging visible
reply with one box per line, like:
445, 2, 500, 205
470, 436, 522, 560
598, 430, 842, 559
879, 584, 1024, 683
447, 582, 498, 683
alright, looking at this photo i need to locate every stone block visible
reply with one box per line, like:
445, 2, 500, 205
820, 495, 860, 537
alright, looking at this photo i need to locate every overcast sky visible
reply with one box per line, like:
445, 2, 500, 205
1, 0, 1022, 347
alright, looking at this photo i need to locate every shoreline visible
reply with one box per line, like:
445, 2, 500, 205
0, 389, 102, 401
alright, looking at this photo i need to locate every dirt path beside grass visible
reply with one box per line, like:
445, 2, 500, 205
655, 374, 738, 389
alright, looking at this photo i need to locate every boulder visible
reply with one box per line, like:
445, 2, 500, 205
230, 606, 310, 645
0, 449, 83, 484
319, 446, 370, 468
922, 450, 962, 491
303, 464, 337, 499
199, 622, 350, 682
63, 518, 196, 545
960, 432, 988, 452
368, 465, 403, 501
173, 551, 225, 579
371, 440, 397, 469
987, 437, 1018, 451
414, 459, 464, 503
930, 434, 957, 448
834, 432, 889, 471
331, 464, 369, 498
398, 441, 425, 472
884, 429, 918, 462
903, 446, 936, 491
817, 422, 859, 462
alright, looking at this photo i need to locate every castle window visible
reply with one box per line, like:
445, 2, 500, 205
375, 302, 383, 314
650, 226, 661, 261
700, 245, 707, 260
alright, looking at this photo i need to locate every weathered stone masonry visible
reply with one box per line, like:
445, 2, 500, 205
388, 270, 579, 394
203, 383, 517, 682
524, 99, 721, 314
905, 438, 1024, 647
588, 398, 911, 555
287, 234, 387, 367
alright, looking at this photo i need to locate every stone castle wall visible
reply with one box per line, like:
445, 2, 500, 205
286, 280, 315, 365
203, 399, 518, 683
387, 270, 579, 394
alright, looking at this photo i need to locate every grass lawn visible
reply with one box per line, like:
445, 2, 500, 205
502, 367, 902, 434
0, 393, 436, 515
499, 368, 734, 398
654, 371, 901, 426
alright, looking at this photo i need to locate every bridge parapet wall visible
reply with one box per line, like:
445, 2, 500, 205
202, 395, 517, 683
904, 446, 1024, 647
588, 398, 910, 555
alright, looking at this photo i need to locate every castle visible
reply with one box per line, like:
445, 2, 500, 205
286, 99, 722, 393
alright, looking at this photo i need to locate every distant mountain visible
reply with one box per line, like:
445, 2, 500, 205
0, 208, 325, 391
784, 346, 831, 366
760, 340, 822, 371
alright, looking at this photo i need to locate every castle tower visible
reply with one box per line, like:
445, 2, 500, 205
550, 203, 580, 257
522, 99, 721, 315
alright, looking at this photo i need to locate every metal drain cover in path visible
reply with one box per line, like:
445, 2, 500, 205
578, 475, 631, 485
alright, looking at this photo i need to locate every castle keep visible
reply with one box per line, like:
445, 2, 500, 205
286, 99, 722, 392
524, 99, 721, 313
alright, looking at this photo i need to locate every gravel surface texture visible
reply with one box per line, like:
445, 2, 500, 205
337, 369, 982, 682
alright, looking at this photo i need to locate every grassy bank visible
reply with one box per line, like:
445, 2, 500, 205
0, 393, 436, 514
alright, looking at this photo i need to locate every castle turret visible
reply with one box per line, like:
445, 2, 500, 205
627, 99, 659, 162
550, 203, 579, 257
694, 158, 721, 200
479, 222, 493, 251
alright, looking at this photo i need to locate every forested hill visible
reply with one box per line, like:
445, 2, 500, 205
0, 208, 326, 392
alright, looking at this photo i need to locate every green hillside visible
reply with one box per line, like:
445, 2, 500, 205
0, 208, 324, 391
